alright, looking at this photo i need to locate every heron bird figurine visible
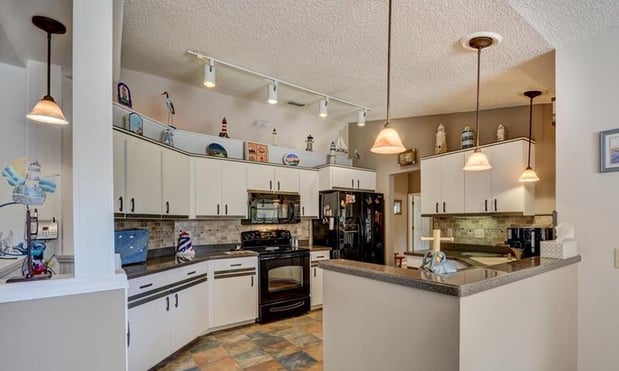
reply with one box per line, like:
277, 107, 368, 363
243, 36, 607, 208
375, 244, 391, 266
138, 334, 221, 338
161, 91, 175, 125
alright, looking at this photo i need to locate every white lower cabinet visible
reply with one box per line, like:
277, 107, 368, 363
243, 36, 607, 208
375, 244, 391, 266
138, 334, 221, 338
208, 257, 258, 330
128, 264, 208, 371
310, 251, 330, 308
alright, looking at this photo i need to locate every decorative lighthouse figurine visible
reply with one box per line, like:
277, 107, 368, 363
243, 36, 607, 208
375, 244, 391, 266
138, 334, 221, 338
218, 117, 230, 138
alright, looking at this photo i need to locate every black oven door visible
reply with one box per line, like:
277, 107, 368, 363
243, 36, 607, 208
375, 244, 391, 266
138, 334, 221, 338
259, 251, 310, 304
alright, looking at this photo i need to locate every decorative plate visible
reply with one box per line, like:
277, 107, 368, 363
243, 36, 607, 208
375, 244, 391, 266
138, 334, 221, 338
283, 152, 300, 166
207, 143, 228, 158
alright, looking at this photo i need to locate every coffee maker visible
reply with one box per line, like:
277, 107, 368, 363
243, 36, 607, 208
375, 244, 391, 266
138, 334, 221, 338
505, 227, 554, 258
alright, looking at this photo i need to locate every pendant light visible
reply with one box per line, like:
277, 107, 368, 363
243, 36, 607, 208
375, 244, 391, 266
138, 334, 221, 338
26, 16, 69, 125
267, 81, 278, 104
370, 0, 406, 154
461, 32, 502, 170
519, 90, 542, 182
319, 97, 328, 118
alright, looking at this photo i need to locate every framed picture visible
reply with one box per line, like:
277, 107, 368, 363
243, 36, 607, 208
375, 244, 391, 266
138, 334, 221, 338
398, 148, 416, 166
393, 199, 402, 215
124, 113, 143, 135
600, 128, 619, 172
117, 82, 132, 108
245, 141, 269, 162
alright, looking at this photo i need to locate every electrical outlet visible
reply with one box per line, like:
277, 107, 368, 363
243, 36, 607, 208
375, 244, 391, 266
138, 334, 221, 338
447, 228, 453, 237
615, 249, 619, 268
474, 228, 485, 239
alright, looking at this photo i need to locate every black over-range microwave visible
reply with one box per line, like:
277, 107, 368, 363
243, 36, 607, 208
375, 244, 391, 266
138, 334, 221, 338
242, 192, 301, 224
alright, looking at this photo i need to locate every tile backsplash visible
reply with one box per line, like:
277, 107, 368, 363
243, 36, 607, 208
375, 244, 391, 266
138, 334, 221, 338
114, 219, 310, 249
433, 215, 554, 246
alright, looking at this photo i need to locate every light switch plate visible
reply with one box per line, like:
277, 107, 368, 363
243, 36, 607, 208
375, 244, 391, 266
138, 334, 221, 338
474, 228, 484, 239
615, 249, 619, 268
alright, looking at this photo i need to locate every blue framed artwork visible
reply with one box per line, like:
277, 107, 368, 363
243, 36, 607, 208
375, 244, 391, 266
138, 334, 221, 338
600, 128, 619, 172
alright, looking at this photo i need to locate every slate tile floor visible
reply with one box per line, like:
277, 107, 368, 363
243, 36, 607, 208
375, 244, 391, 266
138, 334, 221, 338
152, 310, 323, 370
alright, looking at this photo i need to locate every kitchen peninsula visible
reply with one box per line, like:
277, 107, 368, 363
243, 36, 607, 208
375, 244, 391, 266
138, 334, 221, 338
321, 256, 580, 371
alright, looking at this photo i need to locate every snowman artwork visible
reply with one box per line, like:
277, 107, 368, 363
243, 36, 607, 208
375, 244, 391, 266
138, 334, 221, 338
435, 124, 447, 154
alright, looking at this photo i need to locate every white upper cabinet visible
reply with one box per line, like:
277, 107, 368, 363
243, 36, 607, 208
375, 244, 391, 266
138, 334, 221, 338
490, 140, 535, 214
420, 153, 465, 214
125, 136, 162, 216
162, 148, 190, 217
113, 131, 126, 215
423, 138, 535, 215
247, 164, 299, 193
195, 158, 248, 217
318, 166, 376, 191
299, 170, 319, 217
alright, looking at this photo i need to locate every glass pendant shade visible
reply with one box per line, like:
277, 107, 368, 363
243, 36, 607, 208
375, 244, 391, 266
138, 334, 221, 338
463, 148, 492, 171
267, 83, 278, 104
519, 166, 539, 182
370, 124, 406, 154
27, 96, 69, 125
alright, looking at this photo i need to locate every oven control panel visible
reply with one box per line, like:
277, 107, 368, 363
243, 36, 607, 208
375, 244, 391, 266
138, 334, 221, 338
241, 230, 291, 242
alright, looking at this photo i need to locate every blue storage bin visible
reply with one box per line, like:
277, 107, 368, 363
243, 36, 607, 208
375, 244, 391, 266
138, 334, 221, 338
114, 229, 149, 265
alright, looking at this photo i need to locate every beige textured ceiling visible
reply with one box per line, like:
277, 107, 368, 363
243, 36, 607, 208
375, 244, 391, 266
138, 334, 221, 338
2, 0, 619, 122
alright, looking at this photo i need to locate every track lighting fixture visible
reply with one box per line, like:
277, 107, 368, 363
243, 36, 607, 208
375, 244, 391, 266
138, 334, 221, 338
319, 98, 328, 118
461, 31, 502, 171
187, 49, 370, 119
203, 59, 216, 88
370, 0, 406, 154
267, 81, 278, 104
27, 16, 69, 125
357, 109, 367, 127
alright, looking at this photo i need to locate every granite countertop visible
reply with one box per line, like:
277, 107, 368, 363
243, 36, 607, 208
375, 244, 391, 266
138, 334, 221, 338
319, 255, 581, 297
123, 246, 258, 279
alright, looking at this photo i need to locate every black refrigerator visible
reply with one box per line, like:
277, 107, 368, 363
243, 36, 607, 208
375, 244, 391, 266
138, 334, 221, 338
312, 191, 385, 264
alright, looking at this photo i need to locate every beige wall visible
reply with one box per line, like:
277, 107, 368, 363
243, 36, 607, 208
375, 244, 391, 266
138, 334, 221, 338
349, 104, 555, 263
556, 24, 619, 370
0, 289, 127, 371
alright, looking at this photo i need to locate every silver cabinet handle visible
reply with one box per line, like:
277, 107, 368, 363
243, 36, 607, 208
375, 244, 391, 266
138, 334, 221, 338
217, 204, 220, 215
278, 181, 281, 191
119, 197, 123, 212
165, 296, 170, 311
314, 267, 317, 277
485, 199, 488, 212
225, 204, 228, 215
166, 201, 170, 214
269, 180, 273, 190
494, 198, 498, 211
174, 293, 178, 308
443, 202, 446, 213
130, 198, 135, 213
251, 276, 254, 287
357, 179, 360, 188
435, 202, 439, 213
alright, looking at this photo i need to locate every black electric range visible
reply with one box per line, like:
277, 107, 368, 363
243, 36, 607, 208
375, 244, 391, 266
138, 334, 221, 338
241, 230, 310, 322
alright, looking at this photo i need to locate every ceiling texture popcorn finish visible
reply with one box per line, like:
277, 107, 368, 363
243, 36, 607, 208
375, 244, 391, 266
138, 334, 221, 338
3, 0, 619, 121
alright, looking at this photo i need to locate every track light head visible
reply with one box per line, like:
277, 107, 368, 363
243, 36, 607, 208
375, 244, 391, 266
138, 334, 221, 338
319, 98, 328, 118
267, 81, 278, 104
357, 109, 366, 126
204, 60, 216, 88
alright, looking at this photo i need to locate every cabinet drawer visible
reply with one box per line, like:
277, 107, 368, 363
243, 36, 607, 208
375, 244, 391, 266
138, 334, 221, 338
128, 270, 172, 298
167, 262, 208, 283
210, 257, 257, 275
310, 251, 330, 261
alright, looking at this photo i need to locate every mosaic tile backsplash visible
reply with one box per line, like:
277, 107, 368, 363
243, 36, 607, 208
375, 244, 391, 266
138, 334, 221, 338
433, 215, 554, 246
114, 219, 310, 249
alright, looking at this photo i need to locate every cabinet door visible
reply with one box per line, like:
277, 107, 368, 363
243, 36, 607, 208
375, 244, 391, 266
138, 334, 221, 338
247, 163, 274, 191
113, 131, 126, 214
310, 264, 324, 308
169, 281, 208, 352
420, 157, 441, 214
162, 148, 190, 217
331, 167, 356, 189
464, 149, 492, 213
275, 167, 299, 193
211, 274, 257, 328
356, 170, 376, 191
125, 137, 162, 215
299, 170, 319, 217
440, 153, 465, 213
221, 161, 248, 217
195, 158, 223, 216
491, 140, 529, 213
128, 297, 170, 371
310, 252, 329, 308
